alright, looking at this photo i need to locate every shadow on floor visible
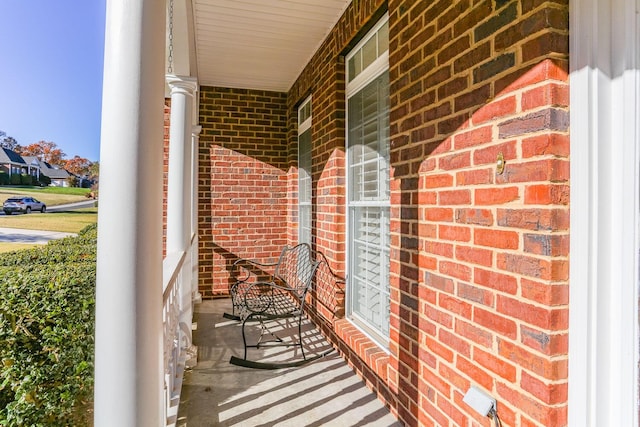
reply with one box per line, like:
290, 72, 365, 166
177, 298, 401, 427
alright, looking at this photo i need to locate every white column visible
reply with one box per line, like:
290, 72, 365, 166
166, 75, 197, 254
191, 125, 201, 238
94, 0, 165, 425
191, 125, 202, 303
166, 75, 198, 369
569, 0, 639, 425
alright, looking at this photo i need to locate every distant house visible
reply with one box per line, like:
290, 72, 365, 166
0, 148, 27, 177
37, 160, 70, 187
75, 174, 94, 188
0, 151, 75, 187
21, 156, 42, 181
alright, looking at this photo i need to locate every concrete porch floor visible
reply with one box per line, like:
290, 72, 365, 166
177, 298, 401, 426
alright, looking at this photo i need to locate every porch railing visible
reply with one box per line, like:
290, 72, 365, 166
162, 233, 198, 427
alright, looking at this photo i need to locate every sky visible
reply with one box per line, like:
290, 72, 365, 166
0, 1, 106, 162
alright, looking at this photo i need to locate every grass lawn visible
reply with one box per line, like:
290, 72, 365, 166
34, 186, 91, 196
0, 186, 92, 207
0, 208, 98, 233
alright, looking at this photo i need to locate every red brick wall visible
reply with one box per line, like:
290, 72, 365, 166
198, 86, 289, 297
387, 1, 569, 426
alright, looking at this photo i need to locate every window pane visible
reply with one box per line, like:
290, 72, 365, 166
298, 129, 312, 244
299, 204, 311, 244
298, 130, 312, 202
348, 50, 362, 82
362, 36, 377, 70
378, 22, 389, 54
298, 99, 312, 126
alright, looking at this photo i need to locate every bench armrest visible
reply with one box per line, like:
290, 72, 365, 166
231, 258, 278, 284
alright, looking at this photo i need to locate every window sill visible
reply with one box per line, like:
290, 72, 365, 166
334, 318, 389, 382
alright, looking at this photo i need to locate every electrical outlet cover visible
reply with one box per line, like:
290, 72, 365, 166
463, 385, 496, 417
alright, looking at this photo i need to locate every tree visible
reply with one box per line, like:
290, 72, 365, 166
1, 136, 19, 151
64, 156, 92, 177
88, 161, 99, 182
88, 161, 99, 197
66, 175, 79, 187
0, 131, 20, 151
17, 140, 66, 166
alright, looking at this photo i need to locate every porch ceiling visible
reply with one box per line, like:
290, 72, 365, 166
191, 0, 352, 92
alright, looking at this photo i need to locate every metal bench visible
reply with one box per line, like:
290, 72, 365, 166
226, 243, 328, 369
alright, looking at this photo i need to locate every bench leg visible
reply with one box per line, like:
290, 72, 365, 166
297, 312, 306, 361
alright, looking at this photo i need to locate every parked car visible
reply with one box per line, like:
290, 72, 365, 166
3, 196, 46, 215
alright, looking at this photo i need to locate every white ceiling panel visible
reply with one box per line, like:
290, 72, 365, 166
192, 0, 352, 92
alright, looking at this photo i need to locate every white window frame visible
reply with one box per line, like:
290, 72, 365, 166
298, 95, 312, 245
345, 14, 390, 347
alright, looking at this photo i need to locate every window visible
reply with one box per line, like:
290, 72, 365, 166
298, 96, 312, 245
346, 15, 390, 345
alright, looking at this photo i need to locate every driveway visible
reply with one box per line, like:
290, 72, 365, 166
46, 200, 97, 212
0, 228, 76, 244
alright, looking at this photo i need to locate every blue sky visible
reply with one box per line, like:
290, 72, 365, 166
0, 1, 106, 162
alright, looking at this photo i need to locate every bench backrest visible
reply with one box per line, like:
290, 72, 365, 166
312, 251, 346, 321
273, 243, 318, 296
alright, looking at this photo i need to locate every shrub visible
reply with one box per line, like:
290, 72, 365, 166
9, 174, 20, 185
38, 175, 51, 187
0, 225, 97, 426
66, 176, 79, 188
0, 172, 9, 185
89, 182, 99, 200
19, 174, 32, 186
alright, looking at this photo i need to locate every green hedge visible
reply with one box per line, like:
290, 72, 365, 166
0, 172, 9, 185
38, 175, 51, 187
0, 224, 97, 426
